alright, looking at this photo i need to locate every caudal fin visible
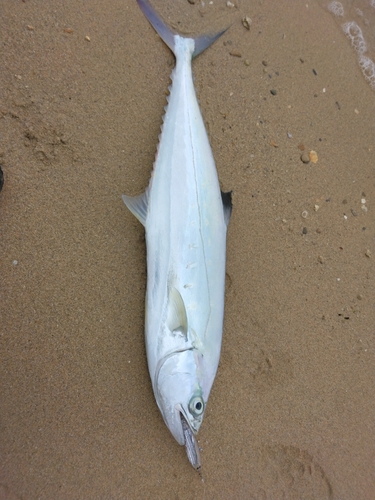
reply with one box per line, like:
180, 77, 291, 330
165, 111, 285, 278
136, 0, 229, 58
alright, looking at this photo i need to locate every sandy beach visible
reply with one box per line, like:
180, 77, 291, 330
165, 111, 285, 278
1, 0, 374, 498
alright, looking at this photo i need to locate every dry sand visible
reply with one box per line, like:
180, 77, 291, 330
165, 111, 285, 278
1, 1, 374, 499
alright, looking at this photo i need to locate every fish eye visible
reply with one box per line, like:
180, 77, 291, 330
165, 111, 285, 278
189, 396, 205, 417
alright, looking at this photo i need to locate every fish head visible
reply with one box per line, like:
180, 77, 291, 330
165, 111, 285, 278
154, 348, 205, 446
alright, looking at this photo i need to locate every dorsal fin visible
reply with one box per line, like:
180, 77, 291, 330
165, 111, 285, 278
122, 190, 149, 226
167, 286, 188, 339
221, 190, 232, 227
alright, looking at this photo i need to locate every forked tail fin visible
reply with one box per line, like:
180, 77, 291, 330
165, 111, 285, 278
137, 0, 228, 58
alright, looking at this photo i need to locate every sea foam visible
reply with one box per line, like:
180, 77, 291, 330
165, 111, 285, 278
326, 0, 375, 92
341, 20, 375, 89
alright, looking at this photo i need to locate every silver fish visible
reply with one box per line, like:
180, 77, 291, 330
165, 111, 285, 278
123, 0, 231, 470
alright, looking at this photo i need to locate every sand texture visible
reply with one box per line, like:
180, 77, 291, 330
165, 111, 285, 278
1, 1, 374, 498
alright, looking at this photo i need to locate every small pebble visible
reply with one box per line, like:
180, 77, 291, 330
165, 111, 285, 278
270, 89, 277, 95
229, 50, 242, 57
244, 59, 250, 66
309, 150, 318, 163
350, 209, 357, 216
242, 16, 252, 30
298, 143, 305, 151
302, 227, 308, 234
85, 35, 91, 41
262, 60, 268, 67
27, 25, 35, 30
314, 204, 320, 211
300, 153, 310, 164
318, 255, 324, 264
12, 260, 18, 266
365, 249, 371, 258
361, 198, 366, 204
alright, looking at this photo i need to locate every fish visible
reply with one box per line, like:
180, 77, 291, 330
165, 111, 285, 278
123, 0, 231, 470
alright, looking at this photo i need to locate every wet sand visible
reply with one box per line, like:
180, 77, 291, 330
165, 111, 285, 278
1, 1, 374, 498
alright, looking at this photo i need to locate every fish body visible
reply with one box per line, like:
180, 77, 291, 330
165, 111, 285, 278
123, 0, 231, 469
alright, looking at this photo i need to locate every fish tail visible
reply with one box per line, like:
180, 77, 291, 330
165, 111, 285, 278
136, 0, 228, 58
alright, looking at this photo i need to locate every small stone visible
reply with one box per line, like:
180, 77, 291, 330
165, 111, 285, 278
270, 89, 277, 95
350, 209, 357, 216
27, 25, 35, 31
302, 227, 308, 234
357, 294, 363, 300
314, 204, 320, 211
365, 249, 371, 258
229, 50, 242, 57
64, 28, 74, 33
244, 59, 250, 66
309, 150, 318, 163
298, 143, 305, 151
270, 140, 278, 147
361, 198, 366, 204
262, 60, 268, 67
300, 153, 310, 164
318, 255, 324, 264
85, 35, 91, 41
242, 16, 252, 29
187, 0, 196, 4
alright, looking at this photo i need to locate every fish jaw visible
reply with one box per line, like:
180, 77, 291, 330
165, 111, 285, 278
153, 349, 205, 446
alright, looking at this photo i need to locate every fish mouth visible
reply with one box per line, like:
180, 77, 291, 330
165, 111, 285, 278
177, 405, 202, 471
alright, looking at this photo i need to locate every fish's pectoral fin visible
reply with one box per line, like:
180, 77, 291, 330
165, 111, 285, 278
122, 190, 149, 226
221, 190, 232, 227
167, 286, 188, 339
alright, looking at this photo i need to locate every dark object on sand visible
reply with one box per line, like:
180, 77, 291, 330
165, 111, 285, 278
0, 166, 3, 192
